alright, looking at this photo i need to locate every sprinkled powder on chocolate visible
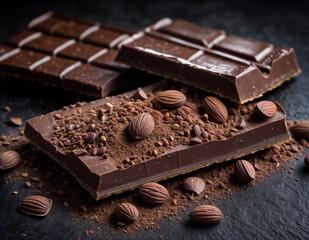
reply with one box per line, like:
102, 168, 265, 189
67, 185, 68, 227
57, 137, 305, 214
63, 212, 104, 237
1, 119, 308, 235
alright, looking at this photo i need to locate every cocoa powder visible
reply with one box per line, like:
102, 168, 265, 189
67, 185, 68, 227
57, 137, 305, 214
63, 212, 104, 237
1, 119, 308, 235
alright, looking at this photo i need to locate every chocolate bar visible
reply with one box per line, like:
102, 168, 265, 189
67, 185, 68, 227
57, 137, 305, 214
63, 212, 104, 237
0, 12, 142, 97
25, 80, 290, 199
116, 19, 301, 104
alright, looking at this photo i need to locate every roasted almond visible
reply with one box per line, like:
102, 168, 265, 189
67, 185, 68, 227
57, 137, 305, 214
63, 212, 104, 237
254, 101, 277, 119
129, 113, 154, 139
202, 96, 228, 123
176, 106, 192, 118
0, 150, 21, 170
234, 160, 256, 183
183, 177, 205, 195
155, 90, 186, 108
289, 121, 309, 139
138, 182, 169, 205
189, 205, 223, 224
115, 203, 139, 223
19, 196, 52, 217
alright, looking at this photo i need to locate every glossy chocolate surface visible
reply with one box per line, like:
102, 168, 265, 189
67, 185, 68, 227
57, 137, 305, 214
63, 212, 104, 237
0, 12, 135, 97
116, 19, 301, 103
25, 80, 290, 200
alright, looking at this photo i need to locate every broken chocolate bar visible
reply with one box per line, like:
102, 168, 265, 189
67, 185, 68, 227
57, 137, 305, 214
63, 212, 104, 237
116, 18, 301, 104
0, 12, 144, 97
25, 80, 290, 199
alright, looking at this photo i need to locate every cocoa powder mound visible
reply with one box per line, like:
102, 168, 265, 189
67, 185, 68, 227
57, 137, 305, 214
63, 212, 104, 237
1, 119, 308, 236
50, 86, 258, 169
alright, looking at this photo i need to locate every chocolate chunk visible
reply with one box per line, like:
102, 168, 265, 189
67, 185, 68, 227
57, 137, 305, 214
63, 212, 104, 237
0, 12, 151, 98
235, 119, 246, 129
116, 18, 300, 104
133, 87, 148, 100
24, 80, 290, 200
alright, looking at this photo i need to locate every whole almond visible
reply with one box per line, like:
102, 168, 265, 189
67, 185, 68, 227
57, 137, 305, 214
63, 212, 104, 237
193, 124, 201, 137
0, 150, 21, 170
234, 160, 256, 183
183, 177, 205, 195
19, 196, 52, 217
189, 205, 223, 224
129, 113, 154, 139
290, 121, 309, 139
202, 96, 228, 123
254, 101, 277, 119
138, 182, 169, 205
115, 203, 139, 222
155, 90, 186, 108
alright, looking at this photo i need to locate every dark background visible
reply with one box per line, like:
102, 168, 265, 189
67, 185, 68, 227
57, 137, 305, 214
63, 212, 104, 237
0, 0, 309, 239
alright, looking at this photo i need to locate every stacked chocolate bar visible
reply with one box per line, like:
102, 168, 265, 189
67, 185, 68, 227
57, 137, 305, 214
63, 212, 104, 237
0, 12, 135, 97
0, 12, 300, 199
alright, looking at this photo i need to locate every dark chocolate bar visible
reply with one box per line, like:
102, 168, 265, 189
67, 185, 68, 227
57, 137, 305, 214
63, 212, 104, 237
25, 80, 290, 199
116, 18, 301, 104
0, 12, 141, 97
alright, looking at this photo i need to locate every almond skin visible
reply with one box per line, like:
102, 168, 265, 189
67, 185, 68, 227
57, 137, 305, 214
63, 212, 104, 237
129, 113, 154, 139
290, 121, 309, 139
155, 90, 186, 108
234, 160, 256, 183
176, 106, 192, 118
138, 182, 169, 205
183, 177, 205, 195
19, 196, 52, 217
0, 150, 21, 170
202, 96, 228, 123
254, 101, 277, 119
115, 203, 139, 222
189, 205, 223, 224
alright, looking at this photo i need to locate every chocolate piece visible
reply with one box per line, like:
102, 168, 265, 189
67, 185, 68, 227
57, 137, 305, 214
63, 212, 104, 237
0, 47, 126, 97
116, 18, 301, 103
25, 80, 290, 200
0, 12, 141, 97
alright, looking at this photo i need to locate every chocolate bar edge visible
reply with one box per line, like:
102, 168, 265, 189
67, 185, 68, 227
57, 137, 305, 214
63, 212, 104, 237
24, 80, 290, 200
116, 45, 301, 104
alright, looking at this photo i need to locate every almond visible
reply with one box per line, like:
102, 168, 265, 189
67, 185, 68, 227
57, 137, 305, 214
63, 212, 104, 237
183, 177, 205, 195
129, 113, 154, 139
0, 150, 21, 170
19, 196, 52, 217
155, 90, 186, 108
115, 203, 139, 222
189, 205, 223, 224
138, 182, 169, 205
254, 101, 277, 119
202, 96, 228, 123
289, 121, 309, 139
176, 106, 192, 118
234, 160, 256, 183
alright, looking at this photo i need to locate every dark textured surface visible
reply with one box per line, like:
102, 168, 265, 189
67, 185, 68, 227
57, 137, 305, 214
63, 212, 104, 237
0, 0, 309, 239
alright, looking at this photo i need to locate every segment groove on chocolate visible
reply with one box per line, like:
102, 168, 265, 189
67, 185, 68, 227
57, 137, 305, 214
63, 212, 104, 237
24, 80, 290, 200
116, 18, 301, 104
0, 12, 142, 97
